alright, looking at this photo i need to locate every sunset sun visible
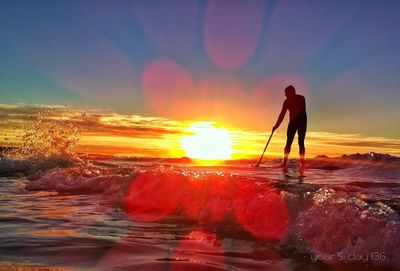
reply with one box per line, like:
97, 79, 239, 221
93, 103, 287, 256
180, 122, 233, 161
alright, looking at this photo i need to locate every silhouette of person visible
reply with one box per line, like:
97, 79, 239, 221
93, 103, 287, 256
273, 85, 307, 168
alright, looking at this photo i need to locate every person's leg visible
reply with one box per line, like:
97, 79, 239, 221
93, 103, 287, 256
283, 122, 296, 166
297, 119, 307, 166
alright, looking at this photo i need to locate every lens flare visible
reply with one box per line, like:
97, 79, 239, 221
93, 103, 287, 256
204, 0, 264, 70
124, 170, 183, 222
142, 59, 194, 118
181, 174, 232, 223
234, 182, 289, 240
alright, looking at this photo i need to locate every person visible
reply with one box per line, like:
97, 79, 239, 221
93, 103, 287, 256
272, 85, 307, 168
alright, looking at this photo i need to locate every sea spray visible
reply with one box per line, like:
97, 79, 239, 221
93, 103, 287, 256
0, 106, 85, 176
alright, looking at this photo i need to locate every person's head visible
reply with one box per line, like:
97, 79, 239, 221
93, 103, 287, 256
284, 85, 296, 98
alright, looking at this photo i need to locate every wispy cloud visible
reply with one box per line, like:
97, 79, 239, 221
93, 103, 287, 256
0, 104, 399, 158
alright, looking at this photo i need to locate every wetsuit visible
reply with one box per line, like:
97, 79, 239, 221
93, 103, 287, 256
274, 94, 307, 160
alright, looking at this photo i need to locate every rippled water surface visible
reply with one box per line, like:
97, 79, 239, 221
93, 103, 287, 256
1, 157, 400, 270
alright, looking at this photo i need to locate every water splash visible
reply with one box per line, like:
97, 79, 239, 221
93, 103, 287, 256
0, 106, 87, 176
2, 106, 84, 160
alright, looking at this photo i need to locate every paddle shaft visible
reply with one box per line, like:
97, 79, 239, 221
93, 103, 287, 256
255, 130, 274, 167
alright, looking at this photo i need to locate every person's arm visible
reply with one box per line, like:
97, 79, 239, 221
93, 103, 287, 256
273, 101, 287, 131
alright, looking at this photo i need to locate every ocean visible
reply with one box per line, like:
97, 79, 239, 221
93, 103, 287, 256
0, 153, 399, 270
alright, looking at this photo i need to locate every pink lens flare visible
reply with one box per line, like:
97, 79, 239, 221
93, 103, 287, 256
204, 0, 264, 70
181, 175, 233, 223
142, 59, 195, 118
124, 170, 184, 222
234, 182, 290, 241
133, 0, 199, 58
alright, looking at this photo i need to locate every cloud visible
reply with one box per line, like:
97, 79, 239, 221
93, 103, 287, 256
305, 131, 400, 156
324, 141, 400, 149
0, 104, 188, 157
77, 115, 182, 139
0, 104, 399, 158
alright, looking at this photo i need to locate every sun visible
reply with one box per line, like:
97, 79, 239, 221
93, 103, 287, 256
180, 122, 233, 161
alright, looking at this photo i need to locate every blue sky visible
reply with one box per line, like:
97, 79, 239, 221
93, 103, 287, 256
1, 0, 399, 137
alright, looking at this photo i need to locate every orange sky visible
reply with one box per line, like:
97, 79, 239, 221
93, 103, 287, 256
1, 104, 399, 159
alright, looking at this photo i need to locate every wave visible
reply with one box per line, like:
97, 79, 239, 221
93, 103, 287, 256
0, 106, 84, 177
289, 188, 400, 267
25, 165, 135, 195
0, 155, 75, 177
115, 152, 400, 171
307, 152, 400, 170
23, 166, 400, 267
1, 150, 398, 177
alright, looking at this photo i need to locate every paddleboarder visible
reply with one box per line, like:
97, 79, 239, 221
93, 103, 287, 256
273, 85, 307, 168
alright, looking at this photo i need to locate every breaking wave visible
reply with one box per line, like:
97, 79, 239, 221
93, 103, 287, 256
23, 164, 400, 268
307, 152, 400, 170
0, 155, 75, 177
289, 188, 400, 267
0, 107, 85, 176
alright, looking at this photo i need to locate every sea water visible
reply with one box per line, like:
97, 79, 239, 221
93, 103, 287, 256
0, 153, 399, 271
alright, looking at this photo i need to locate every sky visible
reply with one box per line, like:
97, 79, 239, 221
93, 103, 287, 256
1, 104, 400, 158
1, 0, 400, 158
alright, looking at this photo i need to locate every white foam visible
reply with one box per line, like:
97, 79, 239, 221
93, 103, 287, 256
292, 189, 400, 267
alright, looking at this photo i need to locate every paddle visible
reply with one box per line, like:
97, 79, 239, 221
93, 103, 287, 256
255, 129, 275, 167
